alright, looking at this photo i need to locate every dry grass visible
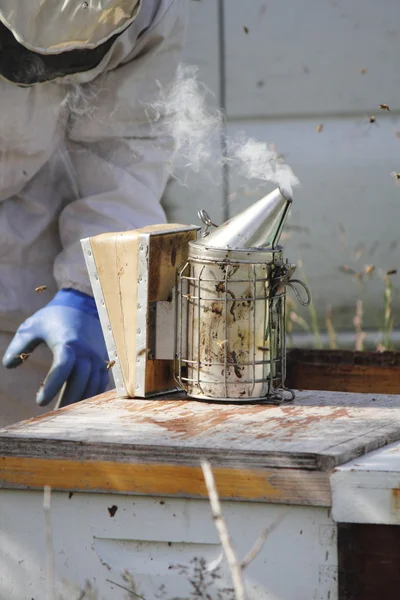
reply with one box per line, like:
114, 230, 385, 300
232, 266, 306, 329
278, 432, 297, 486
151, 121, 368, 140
287, 261, 398, 352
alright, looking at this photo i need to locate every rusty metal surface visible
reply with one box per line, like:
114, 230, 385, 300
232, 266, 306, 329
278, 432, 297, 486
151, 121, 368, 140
1, 390, 400, 471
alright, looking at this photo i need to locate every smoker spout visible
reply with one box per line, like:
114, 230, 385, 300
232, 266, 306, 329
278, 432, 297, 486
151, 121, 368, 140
195, 187, 292, 250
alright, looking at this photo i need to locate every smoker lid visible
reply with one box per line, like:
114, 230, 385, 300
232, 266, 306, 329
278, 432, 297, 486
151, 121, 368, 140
195, 187, 293, 251
0, 0, 141, 54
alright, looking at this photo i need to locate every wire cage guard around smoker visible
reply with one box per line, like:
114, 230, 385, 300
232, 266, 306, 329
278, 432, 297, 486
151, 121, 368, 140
174, 244, 310, 404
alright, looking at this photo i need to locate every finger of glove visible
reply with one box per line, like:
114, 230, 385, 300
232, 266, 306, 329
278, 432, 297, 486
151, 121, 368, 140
36, 345, 76, 407
99, 369, 110, 395
2, 332, 42, 368
58, 357, 92, 408
81, 367, 100, 401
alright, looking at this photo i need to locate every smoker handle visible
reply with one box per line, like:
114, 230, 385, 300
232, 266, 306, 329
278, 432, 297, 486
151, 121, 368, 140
198, 209, 218, 237
286, 279, 311, 306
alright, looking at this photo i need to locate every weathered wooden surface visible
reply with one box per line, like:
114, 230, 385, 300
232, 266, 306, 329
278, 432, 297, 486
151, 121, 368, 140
0, 457, 331, 506
287, 349, 400, 394
3, 390, 400, 469
1, 390, 400, 505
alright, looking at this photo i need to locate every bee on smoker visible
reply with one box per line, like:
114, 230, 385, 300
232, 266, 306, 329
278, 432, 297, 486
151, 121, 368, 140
105, 360, 115, 370
18, 353, 31, 361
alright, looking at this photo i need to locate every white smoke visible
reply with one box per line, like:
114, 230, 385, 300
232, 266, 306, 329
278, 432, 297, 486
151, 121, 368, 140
227, 136, 298, 199
148, 65, 222, 177
148, 64, 299, 198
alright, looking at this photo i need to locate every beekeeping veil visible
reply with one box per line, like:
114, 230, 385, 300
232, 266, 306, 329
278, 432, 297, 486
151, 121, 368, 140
0, 0, 141, 84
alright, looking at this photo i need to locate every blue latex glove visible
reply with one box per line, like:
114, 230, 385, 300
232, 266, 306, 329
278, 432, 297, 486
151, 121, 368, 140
2, 289, 109, 408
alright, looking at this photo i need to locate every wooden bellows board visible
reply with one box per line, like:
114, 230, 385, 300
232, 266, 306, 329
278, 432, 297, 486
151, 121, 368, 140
81, 224, 199, 398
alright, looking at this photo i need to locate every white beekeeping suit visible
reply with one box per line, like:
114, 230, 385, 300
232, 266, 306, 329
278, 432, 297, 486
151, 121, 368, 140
0, 0, 187, 426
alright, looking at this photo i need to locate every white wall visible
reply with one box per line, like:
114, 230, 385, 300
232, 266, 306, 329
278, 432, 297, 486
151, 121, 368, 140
162, 0, 400, 335
162, 0, 226, 226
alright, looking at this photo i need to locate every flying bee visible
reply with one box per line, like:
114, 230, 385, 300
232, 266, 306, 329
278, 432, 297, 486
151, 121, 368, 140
18, 353, 31, 361
360, 67, 367, 74
391, 171, 400, 180
339, 265, 357, 275
386, 269, 397, 276
243, 25, 249, 34
379, 104, 390, 111
105, 360, 115, 370
316, 124, 324, 133
35, 285, 47, 293
364, 115, 379, 128
364, 265, 375, 275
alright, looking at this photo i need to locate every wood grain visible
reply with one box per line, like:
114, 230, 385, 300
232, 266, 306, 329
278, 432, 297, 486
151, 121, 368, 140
91, 230, 141, 396
0, 457, 331, 506
1, 390, 400, 473
90, 225, 198, 398
286, 349, 400, 394
145, 228, 197, 395
338, 523, 400, 600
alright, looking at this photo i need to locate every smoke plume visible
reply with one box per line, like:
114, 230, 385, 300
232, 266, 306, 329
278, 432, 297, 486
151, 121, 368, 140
148, 64, 299, 198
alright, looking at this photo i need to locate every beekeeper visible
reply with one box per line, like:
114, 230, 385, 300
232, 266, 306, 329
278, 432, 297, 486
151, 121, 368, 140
0, 0, 187, 426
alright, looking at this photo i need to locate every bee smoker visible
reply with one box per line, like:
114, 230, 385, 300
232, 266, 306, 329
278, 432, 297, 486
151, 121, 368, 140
81, 188, 310, 403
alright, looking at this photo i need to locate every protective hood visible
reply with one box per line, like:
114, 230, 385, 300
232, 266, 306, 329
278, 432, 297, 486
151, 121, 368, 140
0, 0, 141, 54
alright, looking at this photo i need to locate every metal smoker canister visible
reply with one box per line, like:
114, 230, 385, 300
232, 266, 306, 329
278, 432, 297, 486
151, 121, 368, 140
175, 188, 310, 402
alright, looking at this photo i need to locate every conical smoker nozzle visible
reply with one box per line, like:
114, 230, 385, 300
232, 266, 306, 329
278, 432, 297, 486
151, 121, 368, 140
196, 187, 292, 250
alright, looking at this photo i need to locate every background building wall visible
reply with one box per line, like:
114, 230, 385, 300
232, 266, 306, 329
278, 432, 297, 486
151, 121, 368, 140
162, 0, 400, 337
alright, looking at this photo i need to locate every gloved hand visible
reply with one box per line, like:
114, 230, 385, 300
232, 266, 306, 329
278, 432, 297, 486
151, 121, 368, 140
2, 289, 109, 408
